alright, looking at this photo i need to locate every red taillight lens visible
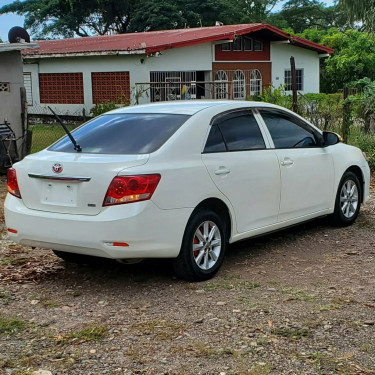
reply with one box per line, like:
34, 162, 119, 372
103, 174, 161, 206
7, 168, 21, 199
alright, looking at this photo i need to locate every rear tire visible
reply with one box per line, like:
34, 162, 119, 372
52, 250, 99, 265
173, 208, 226, 281
331, 171, 361, 227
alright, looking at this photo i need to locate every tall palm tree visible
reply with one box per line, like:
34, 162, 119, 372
339, 0, 375, 31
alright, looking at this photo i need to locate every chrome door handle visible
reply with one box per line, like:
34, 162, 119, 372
281, 160, 294, 166
214, 168, 230, 175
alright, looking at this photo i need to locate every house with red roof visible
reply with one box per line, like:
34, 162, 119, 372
22, 23, 333, 116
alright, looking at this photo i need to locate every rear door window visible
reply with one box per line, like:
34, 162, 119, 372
204, 111, 266, 153
49, 113, 190, 154
219, 113, 266, 151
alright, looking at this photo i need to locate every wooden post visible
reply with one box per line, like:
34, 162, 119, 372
342, 87, 350, 143
290, 56, 298, 113
19, 86, 28, 159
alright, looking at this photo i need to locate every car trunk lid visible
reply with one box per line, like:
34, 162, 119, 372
15, 151, 149, 215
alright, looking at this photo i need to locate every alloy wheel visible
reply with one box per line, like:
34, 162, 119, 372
192, 220, 221, 270
340, 179, 359, 219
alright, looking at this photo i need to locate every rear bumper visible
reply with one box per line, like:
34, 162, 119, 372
4, 195, 192, 259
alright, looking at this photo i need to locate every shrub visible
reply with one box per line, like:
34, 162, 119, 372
90, 99, 130, 117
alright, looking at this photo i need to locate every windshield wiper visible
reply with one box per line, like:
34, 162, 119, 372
48, 106, 82, 152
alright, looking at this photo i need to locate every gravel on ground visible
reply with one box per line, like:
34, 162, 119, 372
0, 176, 374, 375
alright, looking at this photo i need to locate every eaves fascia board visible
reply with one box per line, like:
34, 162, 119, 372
0, 42, 39, 53
22, 49, 146, 59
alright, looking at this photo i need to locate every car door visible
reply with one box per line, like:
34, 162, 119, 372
202, 109, 281, 234
257, 108, 334, 223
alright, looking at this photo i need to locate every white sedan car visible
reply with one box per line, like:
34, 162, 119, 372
5, 101, 370, 281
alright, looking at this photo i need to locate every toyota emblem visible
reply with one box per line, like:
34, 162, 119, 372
52, 163, 63, 174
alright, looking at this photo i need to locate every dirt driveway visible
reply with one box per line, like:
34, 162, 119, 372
0, 176, 374, 375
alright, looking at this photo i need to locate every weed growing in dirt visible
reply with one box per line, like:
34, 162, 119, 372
132, 320, 187, 340
0, 290, 13, 305
190, 341, 236, 357
57, 325, 108, 344
281, 286, 318, 302
0, 315, 27, 335
297, 351, 356, 373
271, 327, 312, 339
319, 297, 358, 311
0, 256, 29, 266
203, 276, 260, 291
42, 301, 60, 308
233, 358, 272, 375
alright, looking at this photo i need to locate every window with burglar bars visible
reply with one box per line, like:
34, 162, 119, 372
250, 69, 262, 96
233, 70, 246, 99
285, 69, 304, 91
140, 69, 264, 102
213, 69, 263, 99
214, 70, 229, 99
23, 73, 33, 105
150, 71, 197, 102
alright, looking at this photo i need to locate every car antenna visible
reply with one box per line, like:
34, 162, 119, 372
48, 106, 82, 152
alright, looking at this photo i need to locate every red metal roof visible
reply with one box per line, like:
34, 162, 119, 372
23, 23, 333, 56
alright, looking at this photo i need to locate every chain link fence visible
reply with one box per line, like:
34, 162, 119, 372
28, 109, 87, 153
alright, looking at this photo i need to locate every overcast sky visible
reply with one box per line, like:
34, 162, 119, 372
0, 0, 336, 42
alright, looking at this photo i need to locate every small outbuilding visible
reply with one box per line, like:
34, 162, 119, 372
0, 40, 38, 163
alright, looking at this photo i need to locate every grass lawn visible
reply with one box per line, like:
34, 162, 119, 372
30, 124, 78, 153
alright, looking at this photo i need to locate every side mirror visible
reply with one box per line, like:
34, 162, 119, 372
323, 131, 342, 146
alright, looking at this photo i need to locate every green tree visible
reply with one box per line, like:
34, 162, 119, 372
129, 0, 232, 32
177, 0, 234, 27
350, 78, 375, 132
339, 0, 375, 32
276, 0, 347, 33
321, 30, 375, 92
228, 0, 280, 24
298, 27, 337, 43
298, 28, 375, 93
0, 0, 138, 38
129, 0, 184, 32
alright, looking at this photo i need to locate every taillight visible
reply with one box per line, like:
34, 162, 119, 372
7, 168, 22, 199
103, 174, 161, 206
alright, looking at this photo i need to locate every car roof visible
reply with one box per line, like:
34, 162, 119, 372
108, 100, 278, 116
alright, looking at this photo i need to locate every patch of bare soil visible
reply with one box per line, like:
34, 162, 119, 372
0, 176, 374, 375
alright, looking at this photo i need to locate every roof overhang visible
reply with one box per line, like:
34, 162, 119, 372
23, 49, 146, 59
21, 23, 333, 58
0, 42, 39, 53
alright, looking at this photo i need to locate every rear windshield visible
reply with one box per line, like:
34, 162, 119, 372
49, 113, 190, 154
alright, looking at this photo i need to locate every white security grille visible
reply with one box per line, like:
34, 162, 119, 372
214, 70, 229, 99
150, 71, 197, 102
233, 70, 246, 100
135, 69, 264, 102
250, 69, 262, 96
23, 73, 33, 105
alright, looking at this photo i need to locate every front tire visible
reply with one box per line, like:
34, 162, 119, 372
173, 208, 226, 281
331, 171, 361, 227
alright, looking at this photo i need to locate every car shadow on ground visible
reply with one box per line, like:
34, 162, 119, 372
38, 216, 336, 287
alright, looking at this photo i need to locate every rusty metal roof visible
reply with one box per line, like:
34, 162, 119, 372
23, 23, 333, 57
